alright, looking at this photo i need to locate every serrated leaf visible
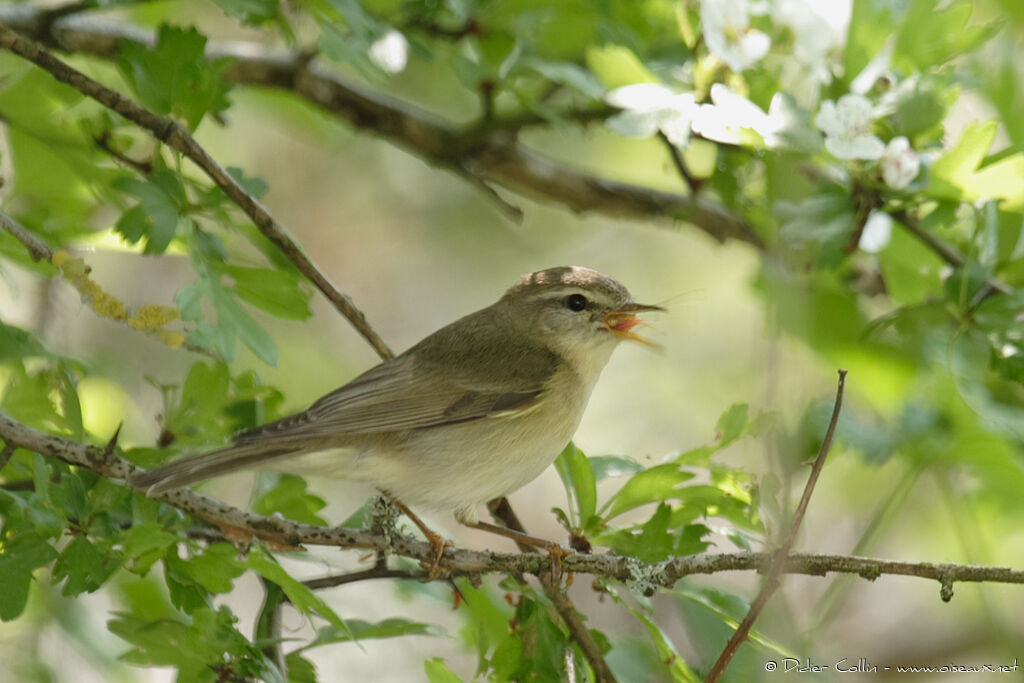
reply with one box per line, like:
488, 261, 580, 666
119, 522, 178, 559
929, 121, 1024, 210
252, 474, 327, 526
207, 281, 279, 365
222, 264, 313, 321
117, 25, 233, 129
602, 464, 696, 519
53, 536, 120, 596
113, 173, 182, 254
0, 532, 59, 621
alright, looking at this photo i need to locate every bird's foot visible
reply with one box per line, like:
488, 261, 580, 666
420, 528, 455, 580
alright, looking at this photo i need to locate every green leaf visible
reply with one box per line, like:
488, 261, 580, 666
113, 172, 183, 254
0, 532, 59, 621
0, 321, 56, 362
879, 223, 945, 304
243, 548, 350, 634
715, 403, 748, 446
207, 279, 279, 365
252, 474, 327, 526
584, 44, 658, 89
553, 443, 597, 527
301, 618, 443, 652
589, 455, 644, 482
182, 542, 245, 594
222, 264, 313, 321
893, 0, 997, 70
609, 587, 700, 683
425, 658, 464, 683
929, 121, 1024, 211
119, 523, 177, 558
53, 536, 120, 596
668, 585, 798, 658
843, 0, 894, 85
603, 464, 695, 520
117, 25, 233, 129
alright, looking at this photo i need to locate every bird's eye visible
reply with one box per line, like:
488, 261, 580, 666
565, 294, 588, 312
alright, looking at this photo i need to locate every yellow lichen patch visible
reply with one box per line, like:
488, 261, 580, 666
52, 249, 91, 280
128, 305, 180, 331
53, 250, 128, 321
52, 250, 185, 349
156, 330, 186, 348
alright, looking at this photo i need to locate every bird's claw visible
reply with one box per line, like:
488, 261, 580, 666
420, 529, 454, 579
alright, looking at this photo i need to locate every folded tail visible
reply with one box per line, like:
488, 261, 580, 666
128, 441, 304, 494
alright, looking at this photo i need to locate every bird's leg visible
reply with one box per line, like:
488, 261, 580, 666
383, 493, 452, 578
463, 519, 571, 582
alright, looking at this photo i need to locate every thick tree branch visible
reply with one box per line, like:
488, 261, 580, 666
3, 409, 1024, 594
0, 23, 394, 361
705, 369, 846, 683
0, 6, 764, 249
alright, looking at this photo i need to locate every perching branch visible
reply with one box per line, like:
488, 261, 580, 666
0, 23, 394, 362
3, 409, 1024, 594
0, 6, 764, 249
705, 369, 847, 683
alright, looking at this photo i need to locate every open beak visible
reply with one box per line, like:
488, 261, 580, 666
604, 302, 664, 345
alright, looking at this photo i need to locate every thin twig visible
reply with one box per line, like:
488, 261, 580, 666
704, 369, 847, 683
487, 497, 618, 683
0, 25, 395, 362
303, 565, 427, 590
0, 208, 51, 261
658, 131, 704, 194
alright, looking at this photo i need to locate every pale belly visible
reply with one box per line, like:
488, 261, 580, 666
285, 398, 583, 523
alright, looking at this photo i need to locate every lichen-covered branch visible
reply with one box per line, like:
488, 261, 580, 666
2, 409, 1024, 595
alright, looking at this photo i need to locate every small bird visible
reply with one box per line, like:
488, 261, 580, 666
130, 266, 661, 562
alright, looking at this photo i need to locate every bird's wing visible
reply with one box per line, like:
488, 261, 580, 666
234, 352, 548, 444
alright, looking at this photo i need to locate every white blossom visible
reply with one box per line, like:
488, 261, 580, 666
368, 30, 409, 74
814, 94, 884, 160
771, 0, 850, 105
700, 0, 770, 73
691, 84, 787, 147
859, 211, 893, 253
605, 83, 698, 148
879, 136, 920, 190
